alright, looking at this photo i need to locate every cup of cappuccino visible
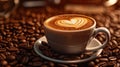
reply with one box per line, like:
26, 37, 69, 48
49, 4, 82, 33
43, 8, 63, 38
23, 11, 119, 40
43, 14, 110, 54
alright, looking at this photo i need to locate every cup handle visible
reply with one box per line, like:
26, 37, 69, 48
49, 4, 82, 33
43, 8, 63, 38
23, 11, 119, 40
86, 27, 111, 51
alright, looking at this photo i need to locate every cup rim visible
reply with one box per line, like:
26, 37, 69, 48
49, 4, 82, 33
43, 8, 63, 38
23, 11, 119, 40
44, 14, 96, 32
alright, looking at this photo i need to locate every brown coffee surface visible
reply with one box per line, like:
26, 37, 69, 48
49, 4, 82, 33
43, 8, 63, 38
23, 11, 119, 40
44, 15, 94, 30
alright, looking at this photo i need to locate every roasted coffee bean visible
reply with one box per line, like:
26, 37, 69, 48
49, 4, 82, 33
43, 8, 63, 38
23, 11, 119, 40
109, 56, 117, 61
95, 59, 100, 63
21, 39, 27, 43
94, 65, 99, 67
114, 63, 120, 67
118, 46, 120, 49
7, 47, 19, 52
0, 53, 6, 59
118, 59, 120, 63
99, 58, 109, 62
30, 37, 36, 41
7, 55, 16, 61
27, 21, 34, 26
112, 40, 118, 46
27, 29, 34, 34
0, 35, 2, 41
9, 61, 18, 65
1, 60, 8, 66
48, 62, 55, 67
97, 62, 107, 67
5, 65, 11, 67
0, 48, 6, 52
89, 61, 95, 66
112, 48, 119, 53
104, 17, 110, 28
41, 29, 45, 34
107, 61, 117, 66
109, 28, 114, 34
21, 56, 29, 64
19, 43, 32, 50
18, 35, 26, 40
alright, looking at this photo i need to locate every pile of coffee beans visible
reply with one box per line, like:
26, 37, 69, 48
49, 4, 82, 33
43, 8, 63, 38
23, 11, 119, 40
0, 6, 120, 67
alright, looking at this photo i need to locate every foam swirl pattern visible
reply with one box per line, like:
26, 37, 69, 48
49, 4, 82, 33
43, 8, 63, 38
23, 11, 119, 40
55, 17, 88, 29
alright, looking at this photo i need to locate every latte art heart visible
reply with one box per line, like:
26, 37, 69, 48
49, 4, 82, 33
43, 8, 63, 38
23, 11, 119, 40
55, 17, 88, 29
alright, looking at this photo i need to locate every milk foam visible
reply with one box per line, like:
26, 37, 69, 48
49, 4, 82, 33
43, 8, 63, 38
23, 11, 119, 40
55, 17, 88, 29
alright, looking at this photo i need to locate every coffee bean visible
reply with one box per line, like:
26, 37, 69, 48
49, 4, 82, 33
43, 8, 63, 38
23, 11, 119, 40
48, 62, 55, 67
94, 65, 99, 67
112, 48, 119, 53
5, 65, 11, 67
0, 53, 6, 60
0, 35, 2, 41
95, 59, 100, 63
109, 56, 117, 61
21, 39, 27, 43
41, 29, 45, 34
89, 61, 95, 66
1, 60, 8, 66
112, 40, 118, 46
97, 22, 104, 27
9, 61, 18, 65
18, 35, 26, 40
107, 61, 117, 66
109, 28, 114, 34
118, 46, 120, 49
19, 43, 32, 50
99, 58, 109, 62
116, 25, 120, 29
21, 56, 29, 64
27, 21, 34, 26
97, 62, 107, 67
109, 13, 119, 23
27, 29, 34, 34
30, 37, 36, 41
0, 48, 6, 52
118, 60, 120, 63
7, 47, 19, 52
114, 63, 120, 67
105, 17, 110, 28
7, 55, 16, 61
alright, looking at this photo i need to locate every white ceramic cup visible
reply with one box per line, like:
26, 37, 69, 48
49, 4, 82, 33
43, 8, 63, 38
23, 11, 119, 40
43, 14, 111, 54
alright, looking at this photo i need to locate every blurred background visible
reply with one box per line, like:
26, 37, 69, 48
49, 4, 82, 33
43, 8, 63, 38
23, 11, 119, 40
0, 0, 120, 18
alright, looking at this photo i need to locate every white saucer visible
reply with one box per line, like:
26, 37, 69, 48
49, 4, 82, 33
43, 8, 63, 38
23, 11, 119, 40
34, 36, 103, 63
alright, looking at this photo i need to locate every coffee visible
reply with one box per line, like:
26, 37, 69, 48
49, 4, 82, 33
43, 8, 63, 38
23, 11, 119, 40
44, 14, 94, 30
